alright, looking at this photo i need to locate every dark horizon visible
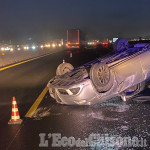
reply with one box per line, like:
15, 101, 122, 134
0, 0, 150, 43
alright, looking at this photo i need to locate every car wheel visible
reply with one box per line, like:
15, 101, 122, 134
121, 82, 145, 100
113, 38, 128, 52
90, 63, 113, 92
56, 62, 74, 75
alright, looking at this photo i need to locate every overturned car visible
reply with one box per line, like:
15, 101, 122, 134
47, 39, 150, 105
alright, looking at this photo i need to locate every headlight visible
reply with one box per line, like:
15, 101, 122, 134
58, 87, 80, 95
69, 87, 80, 95
58, 89, 68, 95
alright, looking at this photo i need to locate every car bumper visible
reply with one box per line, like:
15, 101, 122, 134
52, 79, 100, 105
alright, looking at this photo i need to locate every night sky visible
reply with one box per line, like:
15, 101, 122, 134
0, 0, 150, 43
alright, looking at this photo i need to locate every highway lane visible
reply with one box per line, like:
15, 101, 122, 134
0, 49, 67, 149
6, 93, 150, 150
0, 48, 105, 149
1, 47, 150, 150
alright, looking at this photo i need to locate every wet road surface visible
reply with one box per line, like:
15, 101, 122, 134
0, 48, 150, 150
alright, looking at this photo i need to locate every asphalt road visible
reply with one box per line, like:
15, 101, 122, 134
0, 48, 150, 150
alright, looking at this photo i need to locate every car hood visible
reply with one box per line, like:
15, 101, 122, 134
48, 67, 89, 88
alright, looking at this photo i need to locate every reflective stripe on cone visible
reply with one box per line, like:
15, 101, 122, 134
8, 97, 22, 124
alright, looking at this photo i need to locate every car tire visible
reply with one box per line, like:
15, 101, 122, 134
121, 82, 145, 100
56, 62, 74, 76
90, 63, 113, 92
113, 38, 128, 52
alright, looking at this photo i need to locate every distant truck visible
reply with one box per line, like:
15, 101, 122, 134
66, 29, 80, 48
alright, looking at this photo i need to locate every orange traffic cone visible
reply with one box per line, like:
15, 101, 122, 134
8, 97, 22, 124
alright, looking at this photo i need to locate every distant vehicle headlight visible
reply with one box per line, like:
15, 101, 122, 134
32, 46, 36, 50
52, 44, 56, 47
24, 46, 29, 50
5, 47, 9, 51
10, 48, 13, 51
1, 47, 5, 51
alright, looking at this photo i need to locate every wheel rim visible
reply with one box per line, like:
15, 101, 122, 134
90, 63, 113, 92
62, 66, 72, 74
56, 63, 74, 75
97, 65, 110, 86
